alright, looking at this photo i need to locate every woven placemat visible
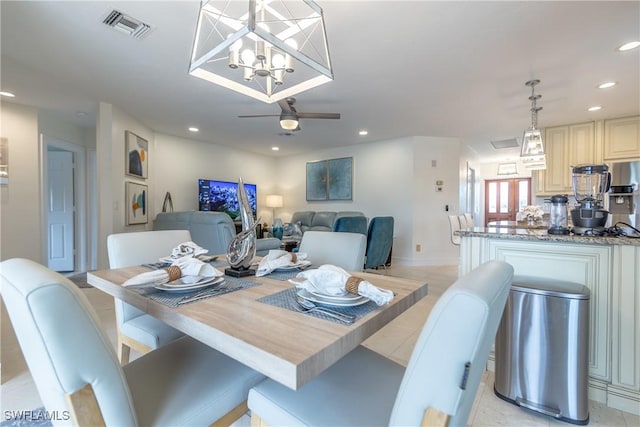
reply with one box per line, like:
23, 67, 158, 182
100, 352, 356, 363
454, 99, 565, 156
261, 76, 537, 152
261, 269, 306, 281
257, 287, 378, 324
131, 276, 259, 307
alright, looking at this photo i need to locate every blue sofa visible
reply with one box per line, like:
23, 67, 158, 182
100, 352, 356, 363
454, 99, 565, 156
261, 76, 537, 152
153, 211, 281, 257
290, 211, 365, 233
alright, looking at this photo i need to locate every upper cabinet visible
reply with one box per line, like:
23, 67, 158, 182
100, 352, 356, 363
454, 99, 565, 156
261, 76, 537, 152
535, 121, 598, 196
604, 116, 640, 162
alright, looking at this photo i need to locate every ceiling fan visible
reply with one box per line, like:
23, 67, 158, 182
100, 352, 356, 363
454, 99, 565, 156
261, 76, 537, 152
238, 97, 340, 132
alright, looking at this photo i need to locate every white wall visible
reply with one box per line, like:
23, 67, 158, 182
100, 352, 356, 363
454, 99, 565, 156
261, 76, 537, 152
0, 102, 43, 262
275, 136, 461, 265
153, 133, 279, 219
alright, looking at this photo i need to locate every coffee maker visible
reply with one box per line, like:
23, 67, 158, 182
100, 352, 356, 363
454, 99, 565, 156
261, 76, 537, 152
571, 164, 611, 235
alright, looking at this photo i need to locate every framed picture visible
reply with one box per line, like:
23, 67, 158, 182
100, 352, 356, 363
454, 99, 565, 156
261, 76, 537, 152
125, 181, 148, 225
306, 157, 353, 201
0, 138, 8, 185
125, 131, 148, 179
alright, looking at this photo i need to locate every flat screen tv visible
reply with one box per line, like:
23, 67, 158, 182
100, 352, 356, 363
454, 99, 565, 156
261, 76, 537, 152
198, 179, 257, 220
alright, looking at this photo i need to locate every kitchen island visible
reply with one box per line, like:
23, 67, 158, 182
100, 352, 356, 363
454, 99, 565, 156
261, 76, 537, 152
458, 227, 640, 415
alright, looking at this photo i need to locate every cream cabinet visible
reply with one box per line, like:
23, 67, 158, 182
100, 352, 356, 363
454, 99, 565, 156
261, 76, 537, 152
535, 122, 597, 196
604, 116, 640, 161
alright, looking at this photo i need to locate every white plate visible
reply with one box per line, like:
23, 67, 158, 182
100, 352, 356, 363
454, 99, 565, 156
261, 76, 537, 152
275, 260, 312, 271
297, 289, 369, 307
155, 277, 224, 293
162, 275, 221, 288
307, 289, 364, 302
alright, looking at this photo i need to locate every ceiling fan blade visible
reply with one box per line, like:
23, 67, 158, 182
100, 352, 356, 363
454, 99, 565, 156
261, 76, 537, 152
238, 114, 280, 118
297, 112, 341, 119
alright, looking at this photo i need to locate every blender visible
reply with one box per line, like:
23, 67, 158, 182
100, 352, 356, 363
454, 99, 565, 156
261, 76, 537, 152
571, 164, 610, 235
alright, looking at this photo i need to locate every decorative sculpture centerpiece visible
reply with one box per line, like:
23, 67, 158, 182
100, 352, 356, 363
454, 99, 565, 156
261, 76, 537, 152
225, 178, 258, 277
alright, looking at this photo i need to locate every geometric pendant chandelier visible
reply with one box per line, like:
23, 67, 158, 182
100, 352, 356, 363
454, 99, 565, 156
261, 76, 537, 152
520, 79, 546, 170
189, 0, 334, 104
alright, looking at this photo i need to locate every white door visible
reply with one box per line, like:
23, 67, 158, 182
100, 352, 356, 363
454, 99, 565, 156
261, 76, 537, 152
47, 150, 75, 271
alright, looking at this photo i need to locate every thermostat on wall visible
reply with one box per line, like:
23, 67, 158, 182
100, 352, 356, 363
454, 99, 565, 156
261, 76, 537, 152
435, 180, 443, 192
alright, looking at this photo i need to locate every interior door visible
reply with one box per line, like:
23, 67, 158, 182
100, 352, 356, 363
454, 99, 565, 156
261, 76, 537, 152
47, 150, 75, 271
485, 178, 531, 225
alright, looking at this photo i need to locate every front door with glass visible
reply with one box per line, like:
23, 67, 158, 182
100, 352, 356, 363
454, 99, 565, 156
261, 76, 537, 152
484, 178, 531, 225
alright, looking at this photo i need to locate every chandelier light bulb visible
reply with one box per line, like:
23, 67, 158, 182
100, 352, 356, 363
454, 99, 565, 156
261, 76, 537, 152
272, 53, 285, 68
241, 49, 256, 65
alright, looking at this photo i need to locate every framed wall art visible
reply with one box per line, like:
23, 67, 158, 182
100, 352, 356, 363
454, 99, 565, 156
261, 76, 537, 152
306, 157, 353, 201
125, 131, 148, 179
125, 181, 148, 225
0, 138, 8, 185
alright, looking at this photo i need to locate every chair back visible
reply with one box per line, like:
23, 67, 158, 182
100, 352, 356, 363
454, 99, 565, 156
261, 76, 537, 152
389, 260, 513, 426
333, 216, 368, 234
364, 216, 394, 269
298, 231, 366, 272
448, 215, 461, 245
108, 230, 192, 323
0, 258, 137, 426
464, 213, 474, 228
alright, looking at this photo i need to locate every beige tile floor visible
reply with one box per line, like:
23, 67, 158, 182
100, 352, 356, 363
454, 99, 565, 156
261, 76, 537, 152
1, 265, 639, 426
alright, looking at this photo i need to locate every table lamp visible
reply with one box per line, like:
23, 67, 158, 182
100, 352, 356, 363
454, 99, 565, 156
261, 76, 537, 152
265, 194, 283, 224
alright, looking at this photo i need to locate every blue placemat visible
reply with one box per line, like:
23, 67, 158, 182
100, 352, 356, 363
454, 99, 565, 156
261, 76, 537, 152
130, 276, 259, 307
262, 269, 306, 281
257, 287, 379, 325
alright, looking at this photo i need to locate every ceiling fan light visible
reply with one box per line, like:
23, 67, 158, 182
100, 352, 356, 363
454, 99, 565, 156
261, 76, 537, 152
280, 118, 299, 130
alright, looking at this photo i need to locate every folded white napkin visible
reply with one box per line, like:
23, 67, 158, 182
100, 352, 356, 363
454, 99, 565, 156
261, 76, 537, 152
124, 257, 222, 287
256, 250, 308, 277
294, 264, 394, 306
160, 241, 208, 262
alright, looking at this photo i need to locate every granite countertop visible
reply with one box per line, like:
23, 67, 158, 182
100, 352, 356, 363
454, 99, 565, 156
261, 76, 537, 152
457, 227, 640, 246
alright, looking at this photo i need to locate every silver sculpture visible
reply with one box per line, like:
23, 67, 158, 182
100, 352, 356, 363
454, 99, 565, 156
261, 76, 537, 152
226, 178, 257, 271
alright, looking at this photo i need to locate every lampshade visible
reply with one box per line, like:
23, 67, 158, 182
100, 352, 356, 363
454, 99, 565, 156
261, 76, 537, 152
521, 155, 547, 170
189, 0, 334, 104
520, 80, 545, 160
265, 194, 284, 208
497, 162, 518, 175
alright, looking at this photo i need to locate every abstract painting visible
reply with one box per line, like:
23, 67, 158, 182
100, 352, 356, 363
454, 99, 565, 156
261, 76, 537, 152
125, 131, 148, 179
0, 138, 7, 185
306, 157, 353, 201
126, 181, 147, 225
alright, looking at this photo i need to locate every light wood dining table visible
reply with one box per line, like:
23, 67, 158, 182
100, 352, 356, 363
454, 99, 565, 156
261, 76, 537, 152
87, 265, 428, 390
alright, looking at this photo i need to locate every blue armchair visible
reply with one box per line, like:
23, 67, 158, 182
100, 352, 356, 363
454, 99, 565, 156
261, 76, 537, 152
333, 216, 368, 234
364, 216, 394, 270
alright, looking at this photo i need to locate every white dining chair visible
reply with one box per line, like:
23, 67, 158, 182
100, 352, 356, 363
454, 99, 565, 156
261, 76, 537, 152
464, 212, 474, 228
247, 260, 513, 427
448, 215, 461, 245
0, 258, 265, 426
107, 230, 191, 364
298, 231, 366, 271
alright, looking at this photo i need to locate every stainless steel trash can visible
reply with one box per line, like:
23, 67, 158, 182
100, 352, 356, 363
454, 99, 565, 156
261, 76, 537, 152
494, 277, 590, 425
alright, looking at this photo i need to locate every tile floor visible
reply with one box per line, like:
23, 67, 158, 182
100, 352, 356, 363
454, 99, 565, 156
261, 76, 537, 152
1, 265, 638, 426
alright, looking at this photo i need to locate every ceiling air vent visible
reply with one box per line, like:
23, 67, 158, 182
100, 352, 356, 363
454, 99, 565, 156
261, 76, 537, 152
491, 138, 519, 150
103, 10, 151, 39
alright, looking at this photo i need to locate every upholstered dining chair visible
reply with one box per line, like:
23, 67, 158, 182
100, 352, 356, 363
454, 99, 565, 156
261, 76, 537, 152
448, 215, 461, 245
0, 258, 264, 426
247, 260, 513, 427
333, 216, 368, 235
107, 230, 191, 363
364, 216, 394, 270
298, 231, 366, 271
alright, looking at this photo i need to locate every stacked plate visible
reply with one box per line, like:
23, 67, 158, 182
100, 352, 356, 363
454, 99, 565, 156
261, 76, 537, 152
297, 288, 369, 307
275, 260, 312, 271
155, 276, 224, 293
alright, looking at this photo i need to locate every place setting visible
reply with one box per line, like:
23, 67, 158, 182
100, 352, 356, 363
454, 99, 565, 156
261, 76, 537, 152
257, 264, 395, 325
255, 250, 313, 281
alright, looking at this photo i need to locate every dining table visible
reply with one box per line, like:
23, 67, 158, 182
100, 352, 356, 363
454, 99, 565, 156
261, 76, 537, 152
87, 261, 428, 390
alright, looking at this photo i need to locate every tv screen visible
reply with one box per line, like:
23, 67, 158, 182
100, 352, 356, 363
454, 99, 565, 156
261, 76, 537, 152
198, 179, 257, 220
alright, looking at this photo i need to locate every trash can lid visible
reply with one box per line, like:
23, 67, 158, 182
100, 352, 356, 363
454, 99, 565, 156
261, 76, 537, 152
511, 276, 590, 299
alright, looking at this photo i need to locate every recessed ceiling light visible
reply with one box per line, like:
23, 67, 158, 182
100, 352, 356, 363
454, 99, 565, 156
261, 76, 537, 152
587, 106, 602, 112
618, 41, 640, 51
0, 91, 16, 98
597, 82, 616, 89
76, 111, 88, 118
358, 130, 368, 136
271, 146, 280, 151
188, 127, 199, 132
